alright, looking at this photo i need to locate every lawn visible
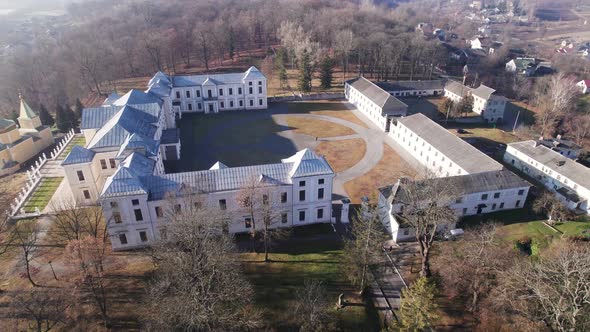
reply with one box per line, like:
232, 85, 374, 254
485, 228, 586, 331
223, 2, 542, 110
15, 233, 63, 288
287, 101, 368, 127
285, 116, 356, 138
315, 138, 366, 173
23, 177, 63, 213
57, 136, 86, 160
240, 233, 379, 331
344, 144, 416, 203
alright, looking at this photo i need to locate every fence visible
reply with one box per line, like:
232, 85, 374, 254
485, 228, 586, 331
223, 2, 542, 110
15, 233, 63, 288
9, 153, 48, 217
268, 92, 344, 103
49, 129, 76, 160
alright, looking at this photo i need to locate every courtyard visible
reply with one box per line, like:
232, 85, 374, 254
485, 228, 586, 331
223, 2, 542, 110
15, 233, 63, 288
165, 100, 418, 203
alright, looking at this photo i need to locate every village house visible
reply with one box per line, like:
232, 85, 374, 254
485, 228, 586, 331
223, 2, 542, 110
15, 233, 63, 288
345, 77, 408, 131
0, 95, 54, 176
505, 140, 590, 214
146, 66, 267, 116
444, 80, 507, 123
380, 113, 530, 241
577, 80, 590, 94
505, 57, 538, 76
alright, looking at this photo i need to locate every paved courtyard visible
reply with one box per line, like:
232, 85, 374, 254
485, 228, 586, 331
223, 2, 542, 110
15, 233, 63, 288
166, 100, 421, 203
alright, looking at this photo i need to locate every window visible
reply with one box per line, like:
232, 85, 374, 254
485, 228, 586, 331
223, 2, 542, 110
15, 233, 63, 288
281, 192, 287, 203
219, 199, 227, 210
299, 210, 305, 221
239, 100, 243, 107
281, 213, 288, 223
83, 190, 90, 199
109, 158, 116, 168
462, 208, 467, 215
492, 203, 497, 210
77, 170, 85, 181
249, 87, 253, 94
249, 81, 253, 86
197, 103, 202, 110
516, 200, 521, 207
299, 190, 306, 201
494, 192, 501, 199
455, 197, 463, 204
134, 209, 143, 221
318, 188, 324, 200
219, 88, 223, 96
318, 178, 324, 185
113, 212, 122, 224
229, 88, 233, 95
317, 208, 324, 219
155, 206, 163, 218
220, 101, 224, 108
186, 90, 191, 98
518, 189, 525, 196
132, 199, 139, 206
481, 194, 488, 200
245, 217, 252, 228
299, 180, 306, 187
259, 99, 263, 106
262, 194, 269, 205
175, 91, 180, 99
238, 87, 242, 95
500, 202, 504, 209
110, 201, 118, 208
249, 99, 254, 106
139, 231, 148, 242
258, 81, 262, 86
230, 100, 234, 108
196, 90, 201, 98
119, 234, 128, 245
100, 159, 107, 169
207, 90, 212, 98
188, 103, 193, 111
258, 86, 263, 94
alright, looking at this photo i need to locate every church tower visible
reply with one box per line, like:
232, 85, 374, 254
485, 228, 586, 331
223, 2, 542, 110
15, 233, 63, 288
17, 94, 42, 131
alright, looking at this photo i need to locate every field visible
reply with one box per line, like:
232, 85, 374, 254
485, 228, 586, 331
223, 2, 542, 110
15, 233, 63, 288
284, 117, 355, 138
344, 144, 417, 203
315, 138, 366, 173
240, 228, 379, 331
22, 177, 63, 213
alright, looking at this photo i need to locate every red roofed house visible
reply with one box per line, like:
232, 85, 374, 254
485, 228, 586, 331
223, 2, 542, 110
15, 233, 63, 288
577, 80, 590, 94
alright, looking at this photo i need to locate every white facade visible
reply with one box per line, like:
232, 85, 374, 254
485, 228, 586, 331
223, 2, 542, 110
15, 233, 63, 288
577, 80, 590, 94
505, 141, 590, 214
444, 81, 506, 123
102, 150, 335, 250
162, 67, 267, 115
345, 77, 407, 131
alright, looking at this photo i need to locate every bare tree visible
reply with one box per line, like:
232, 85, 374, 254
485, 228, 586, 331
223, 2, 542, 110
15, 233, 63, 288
9, 288, 74, 332
342, 198, 384, 292
334, 29, 355, 83
533, 191, 573, 224
394, 176, 458, 277
11, 220, 41, 287
145, 205, 261, 331
49, 199, 106, 243
434, 223, 514, 313
565, 113, 590, 146
64, 235, 113, 327
292, 279, 334, 332
533, 73, 580, 137
494, 242, 590, 331
236, 176, 289, 262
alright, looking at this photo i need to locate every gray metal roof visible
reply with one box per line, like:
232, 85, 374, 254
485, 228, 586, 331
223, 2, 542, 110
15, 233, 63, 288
86, 106, 158, 150
347, 77, 408, 115
171, 66, 265, 87
387, 170, 530, 202
376, 80, 445, 92
396, 113, 504, 174
444, 80, 471, 97
508, 140, 590, 189
61, 145, 95, 165
81, 106, 121, 129
471, 84, 496, 100
100, 149, 334, 200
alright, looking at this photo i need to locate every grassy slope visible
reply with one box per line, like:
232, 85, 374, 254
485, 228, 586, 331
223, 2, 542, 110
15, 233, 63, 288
23, 177, 63, 213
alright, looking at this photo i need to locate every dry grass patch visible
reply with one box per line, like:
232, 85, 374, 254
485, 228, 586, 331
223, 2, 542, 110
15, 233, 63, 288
314, 138, 366, 173
287, 100, 368, 128
285, 117, 355, 138
344, 144, 416, 203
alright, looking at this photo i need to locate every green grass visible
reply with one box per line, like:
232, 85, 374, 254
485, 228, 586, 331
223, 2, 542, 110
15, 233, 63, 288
240, 237, 379, 331
57, 136, 86, 160
23, 177, 63, 213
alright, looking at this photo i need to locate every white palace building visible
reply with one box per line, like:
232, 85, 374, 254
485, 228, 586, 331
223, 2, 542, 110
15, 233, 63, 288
379, 113, 530, 242
62, 67, 337, 250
